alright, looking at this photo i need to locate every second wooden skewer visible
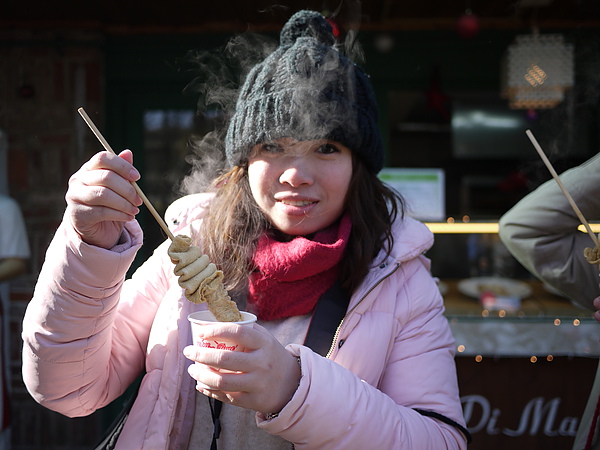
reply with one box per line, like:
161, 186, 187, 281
77, 107, 175, 241
526, 129, 599, 248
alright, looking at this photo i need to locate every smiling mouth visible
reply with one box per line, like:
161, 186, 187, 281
279, 200, 316, 207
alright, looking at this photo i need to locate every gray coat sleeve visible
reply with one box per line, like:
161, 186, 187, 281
498, 152, 600, 310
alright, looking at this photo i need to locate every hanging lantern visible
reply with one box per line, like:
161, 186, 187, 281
501, 33, 574, 109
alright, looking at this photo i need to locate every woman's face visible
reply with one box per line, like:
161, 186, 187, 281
247, 137, 353, 237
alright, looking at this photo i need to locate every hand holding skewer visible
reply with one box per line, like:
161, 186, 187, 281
77, 107, 175, 243
526, 130, 600, 266
77, 108, 241, 320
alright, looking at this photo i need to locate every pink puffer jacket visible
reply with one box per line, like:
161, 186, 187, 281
22, 194, 467, 449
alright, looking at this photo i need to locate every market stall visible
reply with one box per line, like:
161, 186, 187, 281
443, 276, 598, 449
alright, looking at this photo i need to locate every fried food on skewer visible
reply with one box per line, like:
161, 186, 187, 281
584, 244, 600, 266
168, 235, 243, 322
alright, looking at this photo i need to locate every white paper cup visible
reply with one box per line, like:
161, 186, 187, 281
187, 310, 257, 389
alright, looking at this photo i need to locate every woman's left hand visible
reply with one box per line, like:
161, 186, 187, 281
183, 323, 302, 415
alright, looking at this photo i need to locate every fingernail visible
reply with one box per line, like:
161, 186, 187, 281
129, 168, 140, 180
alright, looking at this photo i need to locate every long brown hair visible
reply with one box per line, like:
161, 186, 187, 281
341, 155, 405, 294
199, 156, 405, 296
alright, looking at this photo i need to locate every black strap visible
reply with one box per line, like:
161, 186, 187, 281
303, 280, 351, 356
209, 281, 351, 449
414, 408, 473, 444
209, 398, 223, 450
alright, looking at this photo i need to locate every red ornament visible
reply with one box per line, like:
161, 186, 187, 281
456, 11, 480, 39
526, 109, 538, 122
425, 66, 451, 121
326, 18, 341, 38
498, 171, 529, 193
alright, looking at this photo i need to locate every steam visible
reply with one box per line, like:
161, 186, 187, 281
518, 29, 600, 190
176, 4, 367, 196
533, 29, 600, 160
177, 32, 278, 195
573, 30, 600, 107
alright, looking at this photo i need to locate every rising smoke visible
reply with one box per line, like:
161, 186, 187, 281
178, 32, 278, 195
176, 3, 366, 196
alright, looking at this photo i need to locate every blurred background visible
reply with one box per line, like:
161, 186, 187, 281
2, 1, 600, 448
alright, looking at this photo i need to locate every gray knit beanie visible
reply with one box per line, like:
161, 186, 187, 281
225, 10, 384, 173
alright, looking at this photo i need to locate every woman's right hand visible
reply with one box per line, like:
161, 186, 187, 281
65, 150, 143, 249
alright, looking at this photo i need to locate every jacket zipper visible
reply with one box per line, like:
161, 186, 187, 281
325, 262, 401, 358
289, 263, 401, 449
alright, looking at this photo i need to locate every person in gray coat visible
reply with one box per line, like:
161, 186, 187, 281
499, 151, 600, 450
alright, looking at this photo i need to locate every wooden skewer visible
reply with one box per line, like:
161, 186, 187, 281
77, 107, 175, 241
526, 129, 599, 248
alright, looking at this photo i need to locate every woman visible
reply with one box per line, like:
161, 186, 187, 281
22, 11, 468, 449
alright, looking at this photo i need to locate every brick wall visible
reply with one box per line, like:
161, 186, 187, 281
0, 30, 108, 449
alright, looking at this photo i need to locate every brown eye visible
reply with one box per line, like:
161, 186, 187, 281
318, 143, 339, 154
261, 142, 283, 153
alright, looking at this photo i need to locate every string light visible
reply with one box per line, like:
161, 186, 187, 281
447, 272, 595, 363
455, 353, 561, 362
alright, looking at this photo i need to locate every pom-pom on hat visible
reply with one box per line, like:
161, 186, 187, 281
225, 10, 384, 173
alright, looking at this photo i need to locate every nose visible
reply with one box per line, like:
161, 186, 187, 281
278, 157, 314, 187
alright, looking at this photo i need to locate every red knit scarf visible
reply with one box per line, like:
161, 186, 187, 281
247, 214, 352, 321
